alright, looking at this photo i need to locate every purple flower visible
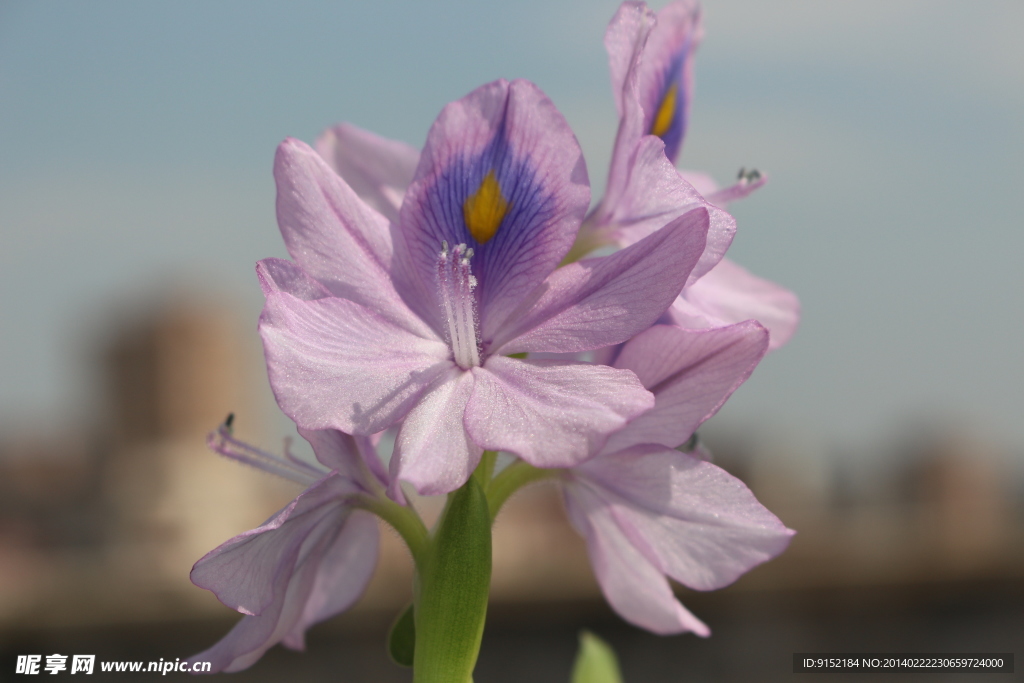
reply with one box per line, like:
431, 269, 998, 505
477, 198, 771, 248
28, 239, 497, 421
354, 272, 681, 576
188, 426, 387, 673
587, 0, 799, 350
560, 322, 794, 635
262, 79, 711, 497
317, 5, 797, 351
601, 0, 765, 213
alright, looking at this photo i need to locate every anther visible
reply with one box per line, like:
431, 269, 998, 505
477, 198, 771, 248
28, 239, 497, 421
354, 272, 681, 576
737, 168, 761, 184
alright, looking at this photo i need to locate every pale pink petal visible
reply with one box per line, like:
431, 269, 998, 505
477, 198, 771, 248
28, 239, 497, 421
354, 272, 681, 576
393, 79, 590, 337
604, 1, 656, 119
274, 138, 432, 338
634, 1, 702, 163
603, 322, 768, 453
577, 447, 795, 591
188, 502, 376, 673
190, 473, 355, 617
315, 122, 419, 224
592, 1, 707, 265
389, 368, 480, 497
601, 7, 654, 222
465, 356, 653, 468
492, 206, 709, 355
282, 510, 379, 649
190, 531, 327, 673
563, 481, 710, 636
256, 258, 332, 301
592, 136, 734, 284
670, 258, 801, 350
298, 428, 387, 488
259, 292, 452, 434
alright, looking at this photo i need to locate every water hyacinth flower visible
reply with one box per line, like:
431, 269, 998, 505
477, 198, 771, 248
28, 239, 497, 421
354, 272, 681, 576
262, 78, 715, 498
188, 425, 388, 673
600, 0, 768, 209
557, 322, 794, 634
186, 2, 798, 676
587, 0, 800, 350
317, 3, 798, 350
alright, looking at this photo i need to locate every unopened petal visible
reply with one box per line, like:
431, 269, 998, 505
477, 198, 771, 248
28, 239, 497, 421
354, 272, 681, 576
465, 357, 653, 468
315, 122, 419, 223
260, 292, 451, 435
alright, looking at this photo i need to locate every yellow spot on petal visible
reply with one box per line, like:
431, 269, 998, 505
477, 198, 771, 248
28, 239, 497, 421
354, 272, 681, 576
463, 170, 509, 244
650, 83, 678, 138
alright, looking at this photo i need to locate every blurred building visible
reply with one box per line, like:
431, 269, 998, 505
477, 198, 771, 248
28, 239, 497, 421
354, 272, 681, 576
0, 295, 296, 627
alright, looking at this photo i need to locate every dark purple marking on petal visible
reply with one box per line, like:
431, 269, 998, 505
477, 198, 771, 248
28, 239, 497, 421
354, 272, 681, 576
406, 126, 559, 335
647, 42, 692, 164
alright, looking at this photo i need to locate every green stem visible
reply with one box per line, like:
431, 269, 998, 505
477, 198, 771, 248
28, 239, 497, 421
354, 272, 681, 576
473, 450, 498, 490
413, 476, 491, 683
354, 495, 429, 567
486, 460, 558, 520
370, 457, 557, 681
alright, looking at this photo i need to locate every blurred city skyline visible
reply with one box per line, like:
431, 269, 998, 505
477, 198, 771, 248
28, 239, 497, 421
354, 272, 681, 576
1, 0, 1023, 459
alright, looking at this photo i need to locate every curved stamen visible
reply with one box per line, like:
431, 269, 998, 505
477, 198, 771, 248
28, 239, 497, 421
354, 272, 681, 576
207, 418, 327, 486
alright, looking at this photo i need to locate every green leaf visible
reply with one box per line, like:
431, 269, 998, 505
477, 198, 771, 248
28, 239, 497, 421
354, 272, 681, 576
387, 603, 416, 667
571, 631, 624, 683
413, 477, 492, 683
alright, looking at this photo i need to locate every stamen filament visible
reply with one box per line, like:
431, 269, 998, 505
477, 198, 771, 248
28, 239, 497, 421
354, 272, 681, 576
436, 242, 482, 369
207, 422, 327, 486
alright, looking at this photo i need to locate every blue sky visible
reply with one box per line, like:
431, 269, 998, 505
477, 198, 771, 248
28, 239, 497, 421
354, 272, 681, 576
1, 1, 1022, 457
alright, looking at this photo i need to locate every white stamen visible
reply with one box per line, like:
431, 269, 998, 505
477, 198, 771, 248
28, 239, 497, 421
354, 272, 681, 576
436, 242, 482, 368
